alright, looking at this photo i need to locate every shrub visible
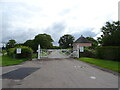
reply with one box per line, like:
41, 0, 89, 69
7, 48, 16, 58
80, 49, 96, 58
15, 46, 33, 59
96, 46, 120, 61
7, 46, 33, 59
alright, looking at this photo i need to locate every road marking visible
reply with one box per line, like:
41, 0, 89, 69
90, 76, 96, 79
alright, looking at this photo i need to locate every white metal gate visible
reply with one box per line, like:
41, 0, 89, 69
37, 45, 77, 59
38, 49, 76, 59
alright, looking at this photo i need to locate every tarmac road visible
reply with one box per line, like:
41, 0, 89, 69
2, 51, 119, 88
47, 50, 69, 58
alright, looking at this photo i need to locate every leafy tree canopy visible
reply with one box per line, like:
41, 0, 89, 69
6, 39, 16, 49
97, 21, 120, 46
24, 40, 35, 50
86, 37, 98, 49
34, 33, 54, 50
58, 34, 75, 49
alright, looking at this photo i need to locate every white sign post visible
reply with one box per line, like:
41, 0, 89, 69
16, 48, 21, 54
37, 44, 41, 59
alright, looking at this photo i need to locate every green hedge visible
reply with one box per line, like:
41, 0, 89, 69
7, 46, 33, 59
96, 46, 120, 61
80, 49, 96, 58
7, 48, 16, 57
15, 46, 33, 59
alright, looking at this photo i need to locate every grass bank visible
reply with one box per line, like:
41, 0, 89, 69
0, 55, 28, 66
78, 57, 120, 72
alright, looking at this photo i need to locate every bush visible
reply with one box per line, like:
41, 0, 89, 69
96, 46, 120, 61
80, 49, 96, 58
7, 48, 16, 58
7, 46, 33, 59
15, 46, 33, 59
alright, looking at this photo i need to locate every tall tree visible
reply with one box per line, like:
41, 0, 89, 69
58, 34, 75, 49
101, 21, 119, 37
97, 21, 120, 46
24, 40, 35, 50
34, 33, 54, 50
6, 39, 16, 49
97, 37, 102, 45
86, 37, 98, 49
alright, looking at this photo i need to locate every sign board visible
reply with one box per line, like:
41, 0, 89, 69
80, 47, 84, 52
16, 48, 21, 54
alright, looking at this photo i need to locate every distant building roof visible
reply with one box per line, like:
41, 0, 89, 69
74, 35, 91, 43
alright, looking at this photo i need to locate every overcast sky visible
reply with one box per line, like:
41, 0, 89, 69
0, 0, 119, 46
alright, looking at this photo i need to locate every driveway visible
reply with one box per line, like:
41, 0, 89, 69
1, 51, 118, 88
47, 50, 69, 58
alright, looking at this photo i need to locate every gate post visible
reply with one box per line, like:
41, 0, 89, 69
38, 44, 41, 59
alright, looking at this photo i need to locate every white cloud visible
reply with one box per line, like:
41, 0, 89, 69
1, 0, 119, 45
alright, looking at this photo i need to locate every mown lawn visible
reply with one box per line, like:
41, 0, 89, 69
79, 57, 120, 72
0, 55, 28, 66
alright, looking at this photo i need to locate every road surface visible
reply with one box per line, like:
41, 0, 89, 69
47, 50, 69, 58
1, 51, 118, 88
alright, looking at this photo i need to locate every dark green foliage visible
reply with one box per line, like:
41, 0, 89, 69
86, 37, 98, 49
15, 43, 24, 47
15, 46, 33, 59
7, 48, 16, 57
23, 33, 54, 51
97, 37, 103, 45
80, 49, 96, 58
33, 33, 54, 51
96, 46, 120, 61
95, 21, 120, 61
101, 21, 119, 36
7, 46, 33, 59
58, 34, 75, 49
24, 40, 35, 50
51, 46, 61, 49
6, 40, 16, 49
32, 53, 37, 58
102, 30, 120, 46
97, 21, 120, 46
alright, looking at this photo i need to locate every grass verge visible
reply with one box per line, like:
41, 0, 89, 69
0, 55, 28, 66
78, 57, 120, 72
